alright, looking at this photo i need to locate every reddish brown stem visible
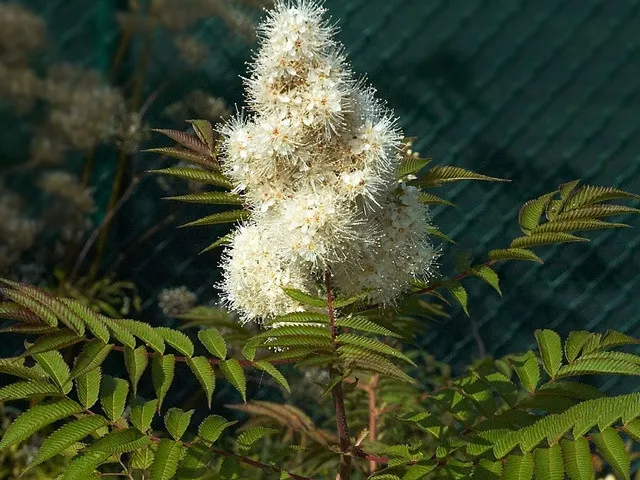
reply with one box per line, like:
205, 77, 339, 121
367, 374, 380, 473
324, 270, 351, 480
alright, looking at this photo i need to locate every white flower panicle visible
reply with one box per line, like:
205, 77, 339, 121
218, 0, 438, 322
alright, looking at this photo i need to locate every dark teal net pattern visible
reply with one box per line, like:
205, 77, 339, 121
2, 0, 640, 395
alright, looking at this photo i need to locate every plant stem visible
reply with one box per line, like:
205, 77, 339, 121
367, 374, 379, 473
90, 7, 156, 281
324, 270, 351, 480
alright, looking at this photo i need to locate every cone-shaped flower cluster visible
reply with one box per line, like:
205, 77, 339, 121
219, 0, 438, 322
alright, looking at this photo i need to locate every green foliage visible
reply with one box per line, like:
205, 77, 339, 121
198, 415, 236, 445
151, 438, 185, 480
151, 353, 175, 411
198, 328, 227, 359
99, 375, 129, 421
165, 408, 194, 441
1, 137, 639, 480
219, 358, 247, 402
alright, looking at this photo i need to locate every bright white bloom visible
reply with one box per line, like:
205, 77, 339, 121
219, 222, 313, 323
218, 0, 438, 321
333, 186, 439, 304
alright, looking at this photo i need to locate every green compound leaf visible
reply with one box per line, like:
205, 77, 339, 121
564, 331, 592, 362
118, 319, 165, 353
519, 192, 555, 235
503, 453, 534, 480
149, 167, 233, 189
165, 407, 195, 441
164, 191, 243, 205
339, 345, 414, 383
0, 357, 47, 382
565, 185, 640, 210
124, 345, 149, 396
533, 444, 563, 480
87, 427, 149, 454
556, 354, 640, 378
76, 367, 101, 409
237, 427, 278, 454
0, 398, 83, 450
27, 330, 83, 356
186, 356, 216, 408
100, 376, 129, 421
444, 281, 469, 316
593, 428, 630, 480
253, 361, 290, 393
13, 284, 86, 335
198, 414, 236, 446
332, 290, 371, 308
27, 415, 108, 471
70, 340, 112, 379
488, 248, 543, 264
471, 459, 502, 479
177, 443, 214, 480
598, 330, 640, 350
561, 437, 594, 480
469, 264, 501, 295
254, 324, 329, 341
131, 445, 155, 470
199, 234, 233, 254
145, 147, 207, 165
281, 288, 326, 308
220, 359, 246, 402
509, 351, 540, 393
100, 317, 136, 348
198, 328, 227, 359
533, 219, 629, 235
59, 299, 110, 343
1, 286, 58, 327
417, 166, 507, 188
534, 329, 563, 378
337, 334, 416, 365
150, 438, 185, 480
264, 312, 329, 326
156, 327, 194, 357
623, 419, 640, 440
131, 399, 158, 432
152, 353, 175, 411
555, 204, 640, 221
335, 316, 400, 337
0, 380, 62, 402
398, 154, 432, 177
60, 451, 109, 480
33, 350, 71, 392
180, 209, 250, 228
510, 233, 588, 249
418, 192, 454, 206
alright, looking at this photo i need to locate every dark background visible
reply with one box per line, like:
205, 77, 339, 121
2, 0, 640, 397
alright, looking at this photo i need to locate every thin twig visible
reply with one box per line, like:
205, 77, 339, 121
70, 177, 141, 282
413, 260, 497, 295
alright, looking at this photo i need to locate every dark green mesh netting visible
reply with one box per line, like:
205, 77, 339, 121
3, 0, 640, 396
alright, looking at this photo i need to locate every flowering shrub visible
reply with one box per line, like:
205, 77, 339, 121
1, 1, 639, 480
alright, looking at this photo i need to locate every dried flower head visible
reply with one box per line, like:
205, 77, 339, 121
0, 3, 48, 66
217, 0, 438, 322
0, 187, 42, 272
158, 286, 198, 315
44, 64, 126, 151
39, 171, 96, 245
